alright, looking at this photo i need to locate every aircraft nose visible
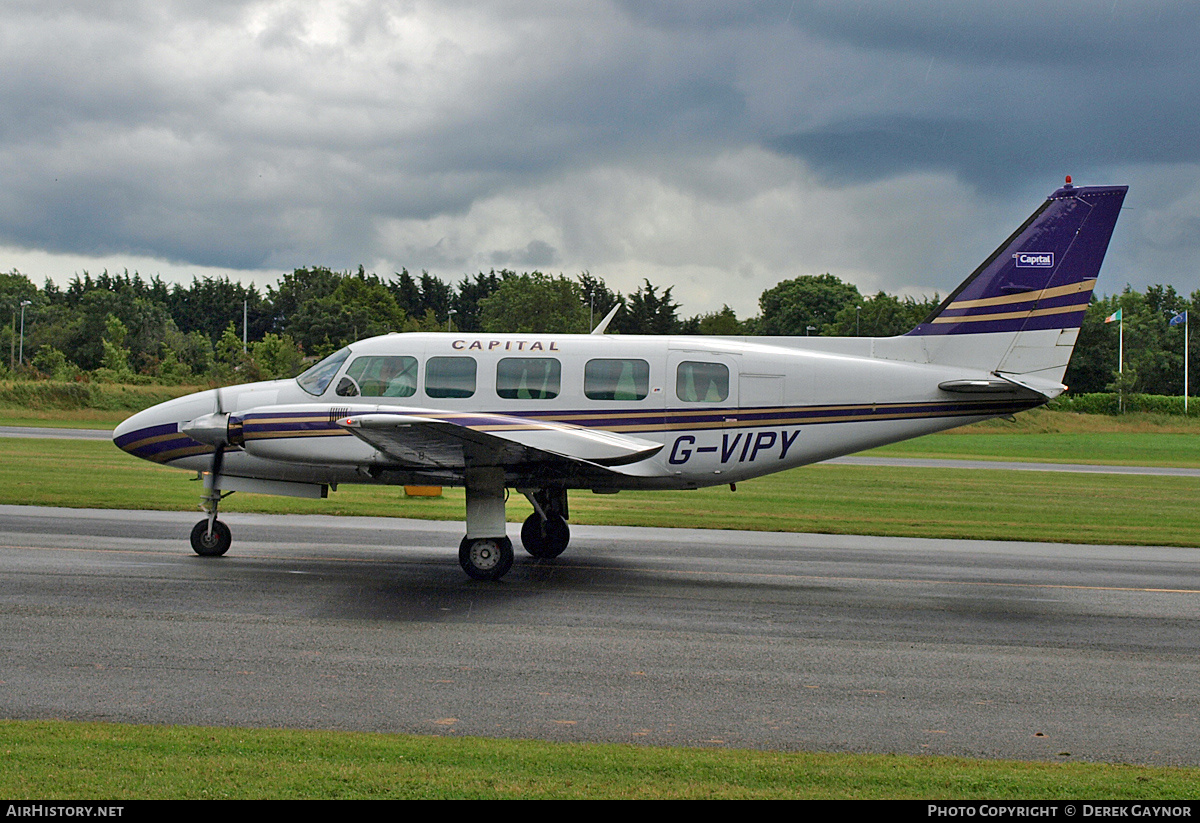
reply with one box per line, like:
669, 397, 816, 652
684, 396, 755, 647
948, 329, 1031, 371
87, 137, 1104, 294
112, 406, 173, 458
112, 411, 142, 446
112, 390, 219, 462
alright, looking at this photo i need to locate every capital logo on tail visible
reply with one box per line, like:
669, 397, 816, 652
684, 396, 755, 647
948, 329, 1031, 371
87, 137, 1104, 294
1013, 252, 1054, 267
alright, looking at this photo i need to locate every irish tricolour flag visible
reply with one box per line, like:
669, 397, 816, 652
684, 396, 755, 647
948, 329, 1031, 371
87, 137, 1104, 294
1105, 308, 1122, 323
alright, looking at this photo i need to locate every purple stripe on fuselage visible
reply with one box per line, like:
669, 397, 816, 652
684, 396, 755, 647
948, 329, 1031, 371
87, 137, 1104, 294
236, 399, 1043, 441
113, 421, 178, 450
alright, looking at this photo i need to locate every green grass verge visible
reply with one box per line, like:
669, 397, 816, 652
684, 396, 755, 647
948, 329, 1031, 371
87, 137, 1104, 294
0, 381, 200, 413
2, 720, 1198, 799
871, 431, 1200, 467
3, 438, 1199, 547
0, 409, 130, 428
0, 381, 200, 428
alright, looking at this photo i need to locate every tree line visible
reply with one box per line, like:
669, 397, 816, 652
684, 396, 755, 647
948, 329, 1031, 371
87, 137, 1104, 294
0, 265, 1194, 396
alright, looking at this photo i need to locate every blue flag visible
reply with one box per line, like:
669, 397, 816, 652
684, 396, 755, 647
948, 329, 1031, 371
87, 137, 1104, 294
1171, 311, 1188, 326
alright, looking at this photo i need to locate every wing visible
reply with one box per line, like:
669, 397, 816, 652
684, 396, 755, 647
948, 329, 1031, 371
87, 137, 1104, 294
336, 411, 663, 481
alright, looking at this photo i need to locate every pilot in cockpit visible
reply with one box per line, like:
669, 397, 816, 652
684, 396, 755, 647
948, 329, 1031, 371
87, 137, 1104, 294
377, 356, 417, 397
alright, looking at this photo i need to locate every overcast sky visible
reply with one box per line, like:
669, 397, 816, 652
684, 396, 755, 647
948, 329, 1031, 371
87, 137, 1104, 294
2, 1, 1198, 318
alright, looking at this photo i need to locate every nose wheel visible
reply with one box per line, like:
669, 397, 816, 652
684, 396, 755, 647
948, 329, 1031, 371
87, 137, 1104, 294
190, 519, 232, 557
459, 536, 514, 581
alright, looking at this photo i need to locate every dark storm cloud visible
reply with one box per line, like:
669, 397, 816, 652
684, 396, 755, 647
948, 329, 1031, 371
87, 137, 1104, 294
0, 1, 1197, 308
0, 1, 756, 268
791, 0, 1187, 66
760, 1, 1200, 188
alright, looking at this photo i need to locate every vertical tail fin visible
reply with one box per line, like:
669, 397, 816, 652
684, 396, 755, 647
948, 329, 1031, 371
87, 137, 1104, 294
903, 181, 1127, 393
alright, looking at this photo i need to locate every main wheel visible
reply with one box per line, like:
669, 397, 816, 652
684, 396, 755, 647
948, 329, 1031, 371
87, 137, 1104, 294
459, 535, 514, 580
520, 513, 570, 559
190, 519, 231, 557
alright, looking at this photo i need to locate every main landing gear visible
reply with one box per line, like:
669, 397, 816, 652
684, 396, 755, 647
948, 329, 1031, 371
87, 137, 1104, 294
459, 535, 514, 581
456, 474, 572, 580
519, 487, 570, 559
521, 512, 569, 559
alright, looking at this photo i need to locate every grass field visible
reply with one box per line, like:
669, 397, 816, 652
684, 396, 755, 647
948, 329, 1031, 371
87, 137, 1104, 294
3, 721, 1199, 799
2, 431, 1198, 547
3, 403, 1199, 798
2, 719, 1200, 801
874, 431, 1200, 467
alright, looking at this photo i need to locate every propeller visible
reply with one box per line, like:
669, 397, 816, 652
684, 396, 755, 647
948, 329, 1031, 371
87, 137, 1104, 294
182, 388, 232, 475
210, 386, 226, 485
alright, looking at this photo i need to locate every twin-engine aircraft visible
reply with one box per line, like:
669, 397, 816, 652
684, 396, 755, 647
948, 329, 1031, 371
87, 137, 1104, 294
114, 181, 1127, 580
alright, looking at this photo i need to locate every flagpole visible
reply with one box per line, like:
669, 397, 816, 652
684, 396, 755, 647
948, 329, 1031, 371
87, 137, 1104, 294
1171, 311, 1190, 414
1105, 307, 1124, 412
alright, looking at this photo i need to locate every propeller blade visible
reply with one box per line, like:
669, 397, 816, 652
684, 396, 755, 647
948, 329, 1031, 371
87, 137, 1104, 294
211, 387, 226, 484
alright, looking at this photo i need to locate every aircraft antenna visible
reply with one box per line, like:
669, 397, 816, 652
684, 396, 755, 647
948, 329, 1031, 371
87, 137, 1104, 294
590, 303, 621, 334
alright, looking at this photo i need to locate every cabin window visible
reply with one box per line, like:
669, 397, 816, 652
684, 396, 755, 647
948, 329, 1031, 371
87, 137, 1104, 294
676, 361, 729, 403
496, 358, 560, 400
338, 355, 418, 398
584, 359, 649, 401
425, 356, 477, 398
296, 347, 351, 396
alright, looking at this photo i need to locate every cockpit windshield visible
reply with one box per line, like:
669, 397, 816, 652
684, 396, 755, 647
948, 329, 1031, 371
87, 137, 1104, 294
295, 347, 351, 396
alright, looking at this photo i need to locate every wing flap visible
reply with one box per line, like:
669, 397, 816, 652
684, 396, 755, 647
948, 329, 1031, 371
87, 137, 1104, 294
336, 412, 663, 469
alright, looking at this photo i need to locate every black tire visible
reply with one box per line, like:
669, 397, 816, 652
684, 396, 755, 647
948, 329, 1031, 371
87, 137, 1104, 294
459, 535, 514, 581
520, 513, 570, 559
190, 519, 231, 557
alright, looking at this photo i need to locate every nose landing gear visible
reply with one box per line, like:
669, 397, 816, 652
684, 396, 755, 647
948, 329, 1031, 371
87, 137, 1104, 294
190, 518, 231, 556
191, 466, 233, 558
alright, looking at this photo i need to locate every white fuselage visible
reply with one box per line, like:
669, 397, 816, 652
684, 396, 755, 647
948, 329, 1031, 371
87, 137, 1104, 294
114, 331, 1042, 493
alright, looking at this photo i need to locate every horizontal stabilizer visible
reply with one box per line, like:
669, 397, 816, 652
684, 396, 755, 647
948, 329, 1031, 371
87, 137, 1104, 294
938, 378, 1042, 395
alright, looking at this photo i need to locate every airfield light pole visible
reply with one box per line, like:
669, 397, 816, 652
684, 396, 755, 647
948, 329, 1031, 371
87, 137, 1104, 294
242, 299, 248, 354
447, 309, 456, 332
856, 305, 862, 336
18, 300, 31, 366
